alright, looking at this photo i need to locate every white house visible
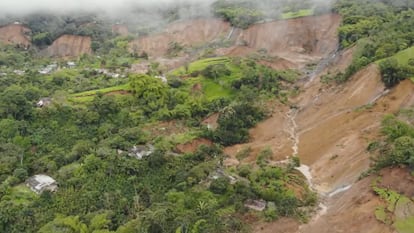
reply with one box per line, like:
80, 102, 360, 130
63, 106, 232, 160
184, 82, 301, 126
36, 97, 52, 107
26, 175, 58, 194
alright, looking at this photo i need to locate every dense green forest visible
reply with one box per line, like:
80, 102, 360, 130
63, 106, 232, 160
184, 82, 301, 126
327, 0, 414, 84
212, 0, 332, 28
0, 38, 311, 232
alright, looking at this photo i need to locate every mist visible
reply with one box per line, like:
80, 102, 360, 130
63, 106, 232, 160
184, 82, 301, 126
0, 0, 336, 36
0, 0, 215, 15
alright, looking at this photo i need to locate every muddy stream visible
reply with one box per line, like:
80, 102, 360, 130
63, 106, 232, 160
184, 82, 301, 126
284, 49, 356, 227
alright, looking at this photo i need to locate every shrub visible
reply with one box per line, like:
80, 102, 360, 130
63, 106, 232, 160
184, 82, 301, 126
237, 165, 251, 178
209, 177, 230, 194
13, 168, 28, 182
379, 58, 414, 88
212, 1, 263, 29
201, 64, 231, 80
256, 148, 273, 167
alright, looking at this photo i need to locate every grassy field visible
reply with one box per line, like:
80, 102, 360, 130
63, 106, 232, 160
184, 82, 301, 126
376, 46, 414, 82
69, 83, 130, 103
172, 57, 233, 75
375, 46, 414, 66
6, 185, 38, 205
69, 56, 238, 103
394, 217, 414, 233
282, 9, 314, 19
172, 57, 242, 100
389, 46, 414, 65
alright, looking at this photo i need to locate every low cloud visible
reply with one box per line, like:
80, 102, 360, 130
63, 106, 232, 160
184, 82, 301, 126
0, 0, 214, 15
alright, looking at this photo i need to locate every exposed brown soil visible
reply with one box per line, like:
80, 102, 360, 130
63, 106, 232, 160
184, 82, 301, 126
258, 58, 299, 70
129, 19, 231, 57
224, 104, 292, 166
219, 14, 341, 69
300, 176, 394, 233
301, 167, 414, 233
143, 121, 188, 138
130, 56, 190, 74
202, 113, 219, 130
46, 34, 92, 58
129, 62, 150, 74
0, 24, 31, 48
378, 167, 414, 197
255, 169, 413, 233
129, 14, 340, 72
224, 47, 414, 232
299, 70, 414, 191
175, 138, 213, 154
254, 218, 300, 233
325, 46, 355, 75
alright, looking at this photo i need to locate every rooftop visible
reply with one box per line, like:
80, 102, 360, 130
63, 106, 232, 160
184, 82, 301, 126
26, 174, 57, 194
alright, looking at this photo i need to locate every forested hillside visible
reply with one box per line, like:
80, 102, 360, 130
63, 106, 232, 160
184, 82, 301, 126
0, 0, 414, 233
0, 31, 311, 233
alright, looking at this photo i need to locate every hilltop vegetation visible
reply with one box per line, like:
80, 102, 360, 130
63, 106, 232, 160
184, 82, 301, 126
369, 110, 414, 171
212, 0, 330, 28
330, 0, 414, 83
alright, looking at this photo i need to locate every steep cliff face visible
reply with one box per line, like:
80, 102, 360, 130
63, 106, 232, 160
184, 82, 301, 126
130, 14, 340, 70
46, 35, 92, 58
0, 23, 31, 48
129, 19, 231, 57
219, 14, 341, 68
238, 14, 339, 56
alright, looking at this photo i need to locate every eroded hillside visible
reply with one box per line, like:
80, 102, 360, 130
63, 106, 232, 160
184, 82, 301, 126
128, 14, 339, 71
127, 12, 414, 232
129, 19, 231, 57
0, 23, 31, 48
221, 14, 340, 68
225, 43, 414, 233
45, 34, 92, 58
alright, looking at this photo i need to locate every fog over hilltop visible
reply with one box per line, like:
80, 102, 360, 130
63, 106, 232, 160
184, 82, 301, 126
0, 0, 215, 15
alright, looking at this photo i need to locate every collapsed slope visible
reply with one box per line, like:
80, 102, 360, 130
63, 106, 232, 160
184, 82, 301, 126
0, 23, 31, 48
295, 46, 414, 188
45, 34, 92, 58
129, 19, 231, 57
219, 14, 340, 68
297, 76, 414, 233
129, 14, 340, 70
225, 44, 414, 232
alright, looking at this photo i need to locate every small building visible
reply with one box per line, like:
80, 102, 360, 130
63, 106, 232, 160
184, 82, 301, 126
128, 145, 155, 160
155, 75, 167, 83
36, 97, 52, 107
38, 63, 58, 74
244, 199, 267, 212
26, 175, 58, 194
67, 61, 76, 68
209, 168, 238, 184
13, 70, 25, 76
